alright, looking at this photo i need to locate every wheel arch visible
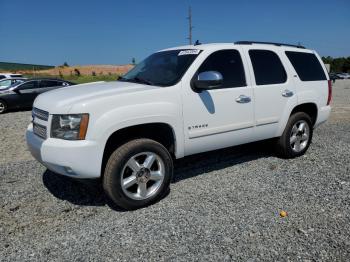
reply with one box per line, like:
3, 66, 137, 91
290, 103, 318, 126
276, 102, 318, 137
101, 122, 177, 177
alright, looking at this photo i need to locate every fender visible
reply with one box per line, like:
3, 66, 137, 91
91, 102, 184, 159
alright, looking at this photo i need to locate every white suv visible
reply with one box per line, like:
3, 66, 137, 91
26, 41, 331, 209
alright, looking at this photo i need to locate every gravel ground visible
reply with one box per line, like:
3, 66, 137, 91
1, 81, 350, 261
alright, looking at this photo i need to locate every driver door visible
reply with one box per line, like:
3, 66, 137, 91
182, 48, 255, 156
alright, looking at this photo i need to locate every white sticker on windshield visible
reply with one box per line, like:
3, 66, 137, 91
178, 49, 201, 56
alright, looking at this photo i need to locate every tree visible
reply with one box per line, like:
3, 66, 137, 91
343, 57, 350, 73
132, 58, 136, 65
321, 56, 350, 73
322, 56, 333, 65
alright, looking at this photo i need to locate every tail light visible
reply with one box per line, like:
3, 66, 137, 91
327, 80, 332, 105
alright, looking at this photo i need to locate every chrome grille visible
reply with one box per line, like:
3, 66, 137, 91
32, 107, 49, 121
33, 122, 47, 139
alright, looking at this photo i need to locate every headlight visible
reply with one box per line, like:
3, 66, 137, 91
51, 114, 89, 140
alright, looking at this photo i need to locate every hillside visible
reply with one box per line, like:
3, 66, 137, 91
0, 62, 54, 71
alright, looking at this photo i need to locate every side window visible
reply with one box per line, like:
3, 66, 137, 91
197, 50, 246, 88
285, 51, 326, 81
18, 81, 37, 90
249, 50, 287, 85
40, 80, 59, 88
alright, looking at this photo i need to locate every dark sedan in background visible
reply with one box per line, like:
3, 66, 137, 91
0, 79, 75, 114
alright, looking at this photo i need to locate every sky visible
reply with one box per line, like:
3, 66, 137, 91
1, 0, 349, 66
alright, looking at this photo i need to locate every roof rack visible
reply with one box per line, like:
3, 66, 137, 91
235, 41, 305, 49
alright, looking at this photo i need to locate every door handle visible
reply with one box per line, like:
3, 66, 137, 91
235, 95, 251, 103
282, 89, 294, 97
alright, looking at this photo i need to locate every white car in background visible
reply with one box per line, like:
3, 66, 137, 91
336, 73, 350, 79
0, 73, 24, 80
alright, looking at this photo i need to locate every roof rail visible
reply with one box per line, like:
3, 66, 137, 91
235, 41, 306, 49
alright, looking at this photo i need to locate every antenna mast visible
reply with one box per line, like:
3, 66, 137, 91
187, 6, 193, 45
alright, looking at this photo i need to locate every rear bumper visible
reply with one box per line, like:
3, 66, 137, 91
26, 124, 102, 178
315, 105, 331, 128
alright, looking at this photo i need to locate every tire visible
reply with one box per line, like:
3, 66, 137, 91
275, 112, 313, 158
103, 138, 173, 210
0, 100, 7, 114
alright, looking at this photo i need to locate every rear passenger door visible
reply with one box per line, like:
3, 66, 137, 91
242, 47, 297, 139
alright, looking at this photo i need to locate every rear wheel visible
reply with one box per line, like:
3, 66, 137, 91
0, 100, 7, 114
276, 112, 313, 158
103, 138, 173, 210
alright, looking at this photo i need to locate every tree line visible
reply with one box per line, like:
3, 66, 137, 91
322, 56, 350, 73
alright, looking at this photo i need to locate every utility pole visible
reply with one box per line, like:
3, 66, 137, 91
187, 6, 193, 45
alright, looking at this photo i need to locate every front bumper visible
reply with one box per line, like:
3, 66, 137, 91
26, 124, 102, 178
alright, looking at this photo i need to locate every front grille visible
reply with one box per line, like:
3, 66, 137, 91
32, 107, 49, 121
33, 122, 47, 139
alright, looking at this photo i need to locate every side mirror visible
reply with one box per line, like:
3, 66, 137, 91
12, 87, 21, 94
194, 71, 223, 90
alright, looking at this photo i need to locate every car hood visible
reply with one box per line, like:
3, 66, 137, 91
34, 81, 161, 114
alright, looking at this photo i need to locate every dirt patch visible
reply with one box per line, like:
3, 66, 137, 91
21, 64, 134, 76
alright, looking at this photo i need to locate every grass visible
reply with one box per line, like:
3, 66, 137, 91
23, 73, 121, 84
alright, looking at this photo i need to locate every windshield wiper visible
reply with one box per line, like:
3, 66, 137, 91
117, 76, 128, 81
118, 76, 154, 86
133, 77, 154, 85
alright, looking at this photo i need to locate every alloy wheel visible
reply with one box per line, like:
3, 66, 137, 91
290, 120, 310, 153
120, 152, 165, 200
0, 102, 5, 113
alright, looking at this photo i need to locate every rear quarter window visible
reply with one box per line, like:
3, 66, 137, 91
285, 51, 326, 81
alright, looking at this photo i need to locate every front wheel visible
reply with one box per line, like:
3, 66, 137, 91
275, 112, 313, 158
103, 138, 173, 210
0, 100, 7, 114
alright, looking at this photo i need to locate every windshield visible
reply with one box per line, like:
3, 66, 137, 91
119, 49, 201, 87
0, 80, 12, 89
0, 79, 22, 90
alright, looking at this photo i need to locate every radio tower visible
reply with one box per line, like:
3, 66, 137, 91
187, 6, 193, 45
